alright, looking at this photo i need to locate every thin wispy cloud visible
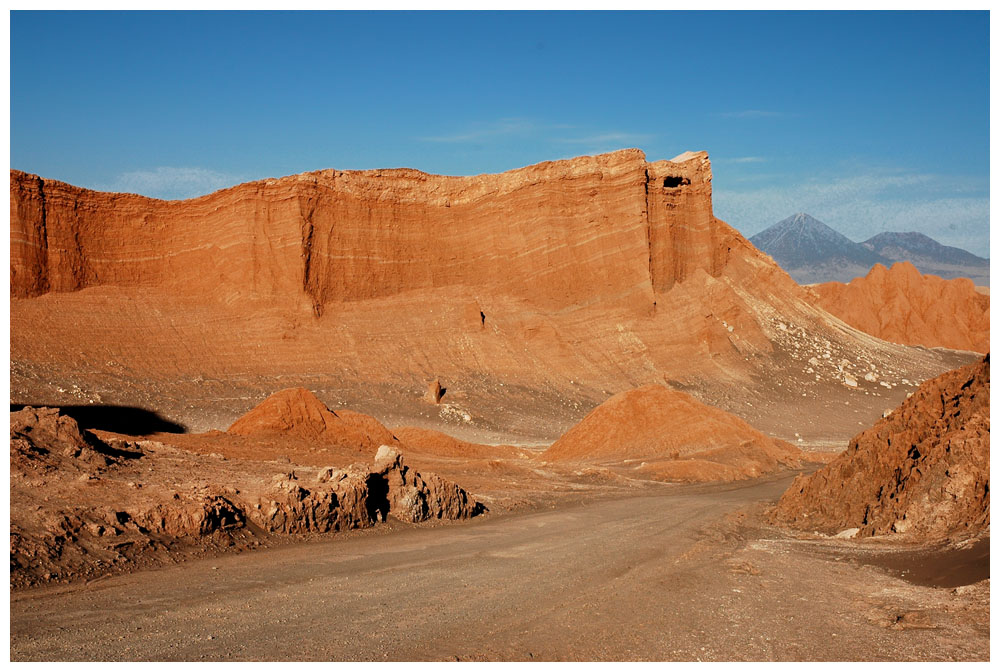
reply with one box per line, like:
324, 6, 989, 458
716, 110, 785, 119
714, 170, 989, 252
719, 156, 767, 164
418, 120, 650, 151
556, 132, 652, 145
419, 118, 539, 143
104, 167, 243, 200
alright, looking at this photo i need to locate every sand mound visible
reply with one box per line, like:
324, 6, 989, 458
810, 262, 989, 353
228, 387, 398, 450
393, 426, 520, 460
771, 355, 989, 540
542, 384, 801, 481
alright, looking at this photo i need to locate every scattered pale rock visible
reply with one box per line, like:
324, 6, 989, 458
834, 528, 859, 539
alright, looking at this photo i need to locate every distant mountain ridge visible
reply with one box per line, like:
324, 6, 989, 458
750, 213, 989, 286
862, 231, 989, 285
749, 213, 888, 284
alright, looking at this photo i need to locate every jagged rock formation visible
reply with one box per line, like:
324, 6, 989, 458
809, 262, 989, 353
542, 384, 803, 482
228, 387, 399, 451
10, 152, 971, 439
11, 406, 125, 470
749, 213, 889, 284
252, 445, 482, 533
10, 406, 483, 588
770, 355, 990, 541
372, 445, 483, 522
862, 231, 989, 286
10, 407, 249, 587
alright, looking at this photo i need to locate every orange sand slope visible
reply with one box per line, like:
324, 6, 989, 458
227, 387, 398, 450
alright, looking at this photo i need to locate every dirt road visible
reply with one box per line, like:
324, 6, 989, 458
9, 474, 988, 661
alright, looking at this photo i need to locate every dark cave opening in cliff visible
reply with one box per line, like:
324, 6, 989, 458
663, 176, 691, 188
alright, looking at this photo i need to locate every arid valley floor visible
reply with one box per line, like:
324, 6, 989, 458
9, 150, 989, 661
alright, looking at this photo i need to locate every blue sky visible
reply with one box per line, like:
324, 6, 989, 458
11, 10, 990, 252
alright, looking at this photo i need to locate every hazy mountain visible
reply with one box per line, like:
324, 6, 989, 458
749, 213, 888, 284
862, 232, 989, 286
750, 214, 990, 286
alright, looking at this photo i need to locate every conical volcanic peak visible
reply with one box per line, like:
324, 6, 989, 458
750, 213, 888, 284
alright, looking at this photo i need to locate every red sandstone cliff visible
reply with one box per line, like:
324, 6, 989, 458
9, 151, 972, 436
11, 150, 769, 309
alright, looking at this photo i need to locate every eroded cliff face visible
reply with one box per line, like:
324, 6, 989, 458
10, 151, 972, 438
808, 262, 990, 354
11, 149, 763, 310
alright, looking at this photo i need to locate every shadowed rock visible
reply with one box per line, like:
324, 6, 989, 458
771, 355, 990, 541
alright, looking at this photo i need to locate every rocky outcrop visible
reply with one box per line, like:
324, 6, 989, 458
425, 379, 443, 404
770, 355, 990, 541
10, 408, 250, 587
809, 262, 989, 353
542, 384, 802, 482
10, 405, 140, 471
253, 446, 483, 533
373, 445, 483, 522
228, 387, 399, 451
11, 406, 484, 588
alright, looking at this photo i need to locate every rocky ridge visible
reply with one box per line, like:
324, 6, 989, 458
809, 262, 989, 353
770, 355, 990, 541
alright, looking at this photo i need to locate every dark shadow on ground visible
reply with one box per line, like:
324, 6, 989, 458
9, 404, 188, 435
860, 537, 990, 588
